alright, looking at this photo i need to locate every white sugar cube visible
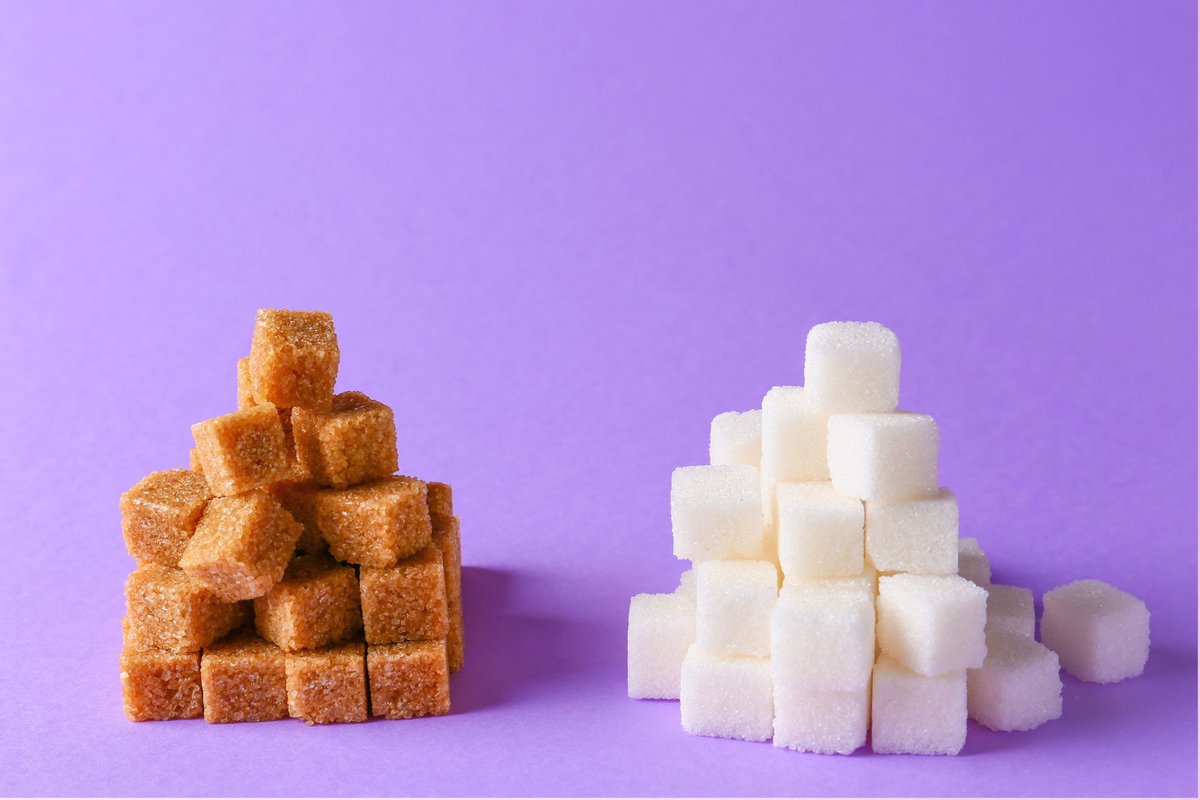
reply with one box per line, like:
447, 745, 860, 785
761, 388, 830, 523
1041, 579, 1150, 684
957, 537, 991, 586
871, 656, 967, 755
674, 568, 696, 601
696, 560, 778, 658
671, 465, 763, 561
877, 574, 987, 676
865, 489, 958, 575
627, 593, 696, 699
827, 412, 939, 501
776, 482, 864, 580
985, 584, 1035, 639
804, 322, 901, 414
680, 645, 774, 742
771, 583, 874, 691
709, 410, 762, 468
968, 631, 1062, 732
773, 684, 869, 755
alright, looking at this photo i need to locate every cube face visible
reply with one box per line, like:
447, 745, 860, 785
771, 584, 874, 691
432, 514, 464, 672
968, 632, 1062, 732
876, 574, 987, 676
760, 387, 829, 493
1041, 579, 1150, 683
426, 481, 454, 518
827, 412, 939, 501
865, 490, 958, 575
316, 476, 431, 567
191, 406, 291, 496
957, 537, 991, 586
709, 409, 762, 468
803, 322, 901, 414
200, 633, 288, 723
253, 555, 362, 651
236, 356, 255, 410
871, 657, 967, 755
269, 481, 326, 555
680, 646, 774, 742
627, 593, 696, 699
292, 391, 399, 489
120, 469, 212, 567
285, 641, 367, 724
985, 584, 1035, 639
124, 564, 247, 652
368, 642, 451, 719
180, 491, 303, 602
773, 685, 869, 755
120, 645, 203, 721
671, 465, 763, 561
248, 309, 339, 410
360, 545, 449, 644
695, 560, 777, 658
776, 482, 864, 580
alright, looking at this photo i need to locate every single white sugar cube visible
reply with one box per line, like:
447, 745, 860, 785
776, 482, 864, 580
627, 593, 696, 699
761, 388, 829, 523
985, 584, 1035, 639
877, 574, 987, 676
957, 537, 991, 586
680, 645, 774, 742
709, 409, 762, 468
671, 465, 763, 561
696, 560, 778, 658
803, 322, 901, 414
771, 583, 874, 691
968, 631, 1062, 732
773, 684, 870, 755
1040, 579, 1150, 684
674, 568, 696, 601
827, 412, 939, 501
865, 490, 958, 575
871, 656, 967, 755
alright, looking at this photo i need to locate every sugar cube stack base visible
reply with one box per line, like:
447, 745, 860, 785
120, 309, 465, 724
628, 321, 1151, 755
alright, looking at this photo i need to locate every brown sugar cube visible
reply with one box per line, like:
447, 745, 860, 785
191, 405, 291, 496
236, 356, 256, 410
125, 564, 247, 652
285, 641, 367, 724
254, 554, 362, 651
367, 641, 451, 719
270, 481, 326, 555
120, 640, 203, 721
248, 308, 339, 410
292, 391, 398, 489
120, 469, 212, 567
426, 481, 453, 518
360, 545, 449, 644
200, 632, 288, 723
315, 476, 430, 566
188, 446, 205, 477
179, 491, 303, 601
433, 514, 465, 672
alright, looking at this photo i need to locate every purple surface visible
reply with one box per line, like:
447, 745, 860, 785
0, 1, 1195, 796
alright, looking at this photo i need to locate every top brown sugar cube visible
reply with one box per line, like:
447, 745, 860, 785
248, 309, 339, 409
292, 391, 399, 489
192, 405, 291, 496
120, 469, 212, 567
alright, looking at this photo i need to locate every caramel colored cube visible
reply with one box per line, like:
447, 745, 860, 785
120, 641, 203, 721
285, 641, 367, 724
188, 447, 204, 476
249, 309, 339, 410
236, 355, 256, 410
254, 555, 362, 651
200, 632, 288, 723
292, 392, 398, 489
433, 514, 465, 672
125, 564, 247, 652
360, 545, 449, 644
426, 481, 453, 518
270, 482, 326, 555
367, 641, 451, 719
120, 469, 212, 567
180, 491, 303, 601
191, 405, 290, 496
315, 476, 430, 566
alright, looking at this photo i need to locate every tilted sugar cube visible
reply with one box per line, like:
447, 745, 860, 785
627, 593, 696, 700
1040, 579, 1150, 683
865, 489, 958, 575
776, 482, 864, 580
695, 560, 778, 658
827, 412, 939, 501
680, 645, 774, 742
957, 537, 991, 586
760, 388, 829, 523
871, 656, 967, 755
985, 584, 1035, 639
877, 574, 987, 676
771, 583, 874, 691
709, 410, 762, 468
773, 684, 869, 755
671, 465, 763, 561
803, 322, 901, 414
968, 630, 1062, 732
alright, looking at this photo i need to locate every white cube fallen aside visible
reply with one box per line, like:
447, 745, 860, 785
1040, 579, 1150, 684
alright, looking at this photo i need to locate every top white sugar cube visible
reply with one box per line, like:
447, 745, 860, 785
804, 322, 901, 413
827, 412, 939, 501
671, 465, 763, 561
709, 410, 762, 468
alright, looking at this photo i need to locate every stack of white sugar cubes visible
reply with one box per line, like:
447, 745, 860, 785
628, 321, 1151, 756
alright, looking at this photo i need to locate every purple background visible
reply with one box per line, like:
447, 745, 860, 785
0, 1, 1195, 796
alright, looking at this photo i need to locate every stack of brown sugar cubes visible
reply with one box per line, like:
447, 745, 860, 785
119, 309, 464, 724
